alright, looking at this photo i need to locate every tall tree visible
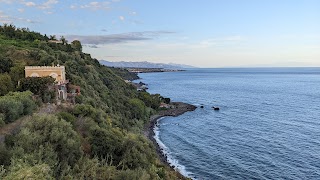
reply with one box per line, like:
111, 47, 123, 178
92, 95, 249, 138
71, 40, 82, 51
49, 35, 56, 40
0, 74, 14, 96
0, 56, 13, 73
60, 36, 67, 45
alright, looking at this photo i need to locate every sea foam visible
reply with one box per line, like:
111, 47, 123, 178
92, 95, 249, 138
154, 117, 196, 179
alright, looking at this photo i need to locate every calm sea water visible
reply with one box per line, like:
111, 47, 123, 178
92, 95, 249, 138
138, 68, 320, 180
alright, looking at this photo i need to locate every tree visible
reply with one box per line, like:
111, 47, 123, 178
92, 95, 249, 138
49, 35, 56, 40
44, 34, 49, 41
163, 97, 171, 104
9, 65, 25, 88
18, 76, 56, 103
0, 97, 23, 123
119, 134, 156, 170
129, 98, 146, 119
90, 127, 124, 165
138, 92, 160, 109
60, 36, 67, 45
0, 73, 14, 96
12, 115, 82, 174
2, 162, 54, 180
18, 76, 55, 95
0, 91, 36, 123
71, 40, 82, 51
1, 24, 16, 38
0, 56, 13, 73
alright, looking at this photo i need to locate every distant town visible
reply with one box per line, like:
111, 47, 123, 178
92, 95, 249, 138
127, 68, 185, 73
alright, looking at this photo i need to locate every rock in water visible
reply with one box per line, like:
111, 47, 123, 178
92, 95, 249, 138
212, 106, 220, 111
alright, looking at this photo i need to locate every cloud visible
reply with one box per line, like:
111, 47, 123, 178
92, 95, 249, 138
1, 0, 59, 11
195, 36, 247, 48
0, 0, 15, 3
119, 16, 125, 21
22, 1, 36, 7
84, 44, 99, 48
66, 31, 176, 45
37, 0, 58, 10
0, 12, 40, 24
71, 1, 111, 11
0, 11, 39, 23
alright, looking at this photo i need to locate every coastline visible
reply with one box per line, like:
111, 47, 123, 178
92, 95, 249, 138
144, 102, 197, 177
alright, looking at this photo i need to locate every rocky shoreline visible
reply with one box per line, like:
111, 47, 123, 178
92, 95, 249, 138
144, 102, 197, 176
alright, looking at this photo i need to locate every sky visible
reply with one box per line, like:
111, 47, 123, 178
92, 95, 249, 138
0, 0, 319, 67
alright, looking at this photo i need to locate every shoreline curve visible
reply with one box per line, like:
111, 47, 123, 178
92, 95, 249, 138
144, 102, 197, 178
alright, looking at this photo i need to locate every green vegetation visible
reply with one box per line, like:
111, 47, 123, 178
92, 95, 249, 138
0, 91, 36, 124
18, 76, 56, 103
110, 67, 139, 81
0, 24, 185, 179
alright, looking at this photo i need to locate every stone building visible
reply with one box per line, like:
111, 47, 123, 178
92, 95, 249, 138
25, 65, 70, 100
25, 65, 67, 84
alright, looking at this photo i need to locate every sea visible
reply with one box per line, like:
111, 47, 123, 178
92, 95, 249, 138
137, 68, 320, 180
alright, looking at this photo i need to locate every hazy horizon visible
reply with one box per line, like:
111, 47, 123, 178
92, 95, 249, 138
0, 0, 319, 68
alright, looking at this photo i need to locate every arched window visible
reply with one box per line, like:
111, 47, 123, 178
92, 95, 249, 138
30, 73, 39, 77
49, 73, 58, 80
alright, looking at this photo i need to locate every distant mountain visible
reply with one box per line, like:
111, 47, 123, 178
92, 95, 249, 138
99, 60, 196, 69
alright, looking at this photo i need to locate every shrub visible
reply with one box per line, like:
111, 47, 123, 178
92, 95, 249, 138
0, 114, 5, 127
0, 145, 11, 167
0, 91, 36, 123
57, 112, 76, 124
0, 73, 13, 96
3, 161, 54, 180
0, 98, 23, 123
18, 76, 55, 102
13, 115, 82, 173
73, 104, 96, 117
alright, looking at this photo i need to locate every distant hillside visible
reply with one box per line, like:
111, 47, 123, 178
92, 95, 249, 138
99, 60, 196, 69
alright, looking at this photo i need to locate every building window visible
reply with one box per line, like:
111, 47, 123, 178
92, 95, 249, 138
30, 73, 39, 77
50, 73, 58, 80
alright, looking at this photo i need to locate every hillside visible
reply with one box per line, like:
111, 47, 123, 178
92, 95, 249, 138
0, 24, 186, 179
99, 60, 196, 69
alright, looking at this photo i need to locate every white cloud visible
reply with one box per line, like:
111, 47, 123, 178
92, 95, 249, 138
195, 36, 247, 48
76, 1, 111, 11
119, 16, 125, 21
23, 1, 36, 7
18, 8, 25, 12
0, 0, 15, 3
37, 0, 58, 10
0, 11, 39, 23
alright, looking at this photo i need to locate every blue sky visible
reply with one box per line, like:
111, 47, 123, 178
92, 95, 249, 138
0, 0, 319, 67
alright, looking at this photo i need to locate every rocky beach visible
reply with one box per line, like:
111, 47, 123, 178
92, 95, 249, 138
144, 102, 197, 174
